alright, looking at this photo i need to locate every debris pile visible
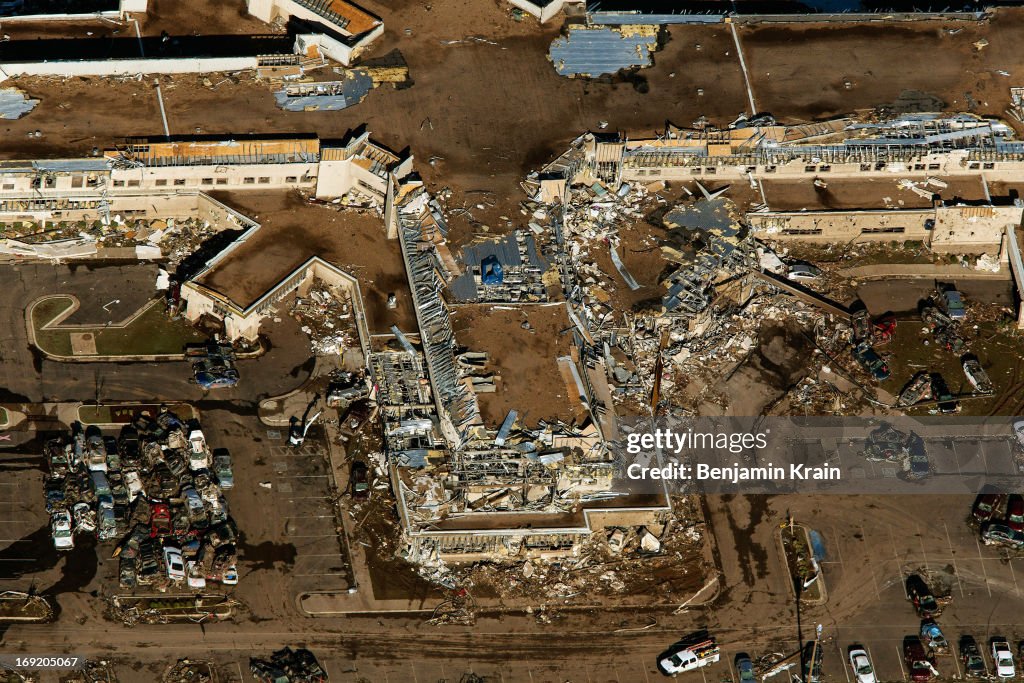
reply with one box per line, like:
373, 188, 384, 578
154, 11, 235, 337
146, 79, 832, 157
43, 408, 239, 594
163, 659, 217, 683
861, 422, 931, 480
292, 278, 358, 356
250, 648, 327, 683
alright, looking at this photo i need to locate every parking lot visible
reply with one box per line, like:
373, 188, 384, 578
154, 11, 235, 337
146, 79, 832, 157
199, 410, 351, 613
0, 455, 47, 586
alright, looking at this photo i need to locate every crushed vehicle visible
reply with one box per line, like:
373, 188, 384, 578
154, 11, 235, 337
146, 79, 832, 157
350, 460, 369, 499
163, 546, 185, 582
212, 448, 233, 490
959, 636, 987, 678
929, 374, 960, 414
962, 355, 994, 394
851, 310, 872, 343
1006, 494, 1024, 532
906, 574, 942, 618
657, 634, 720, 676
72, 501, 96, 533
735, 653, 756, 683
982, 521, 1024, 549
898, 372, 934, 408
853, 341, 891, 381
904, 636, 938, 682
51, 509, 74, 550
904, 434, 931, 480
872, 314, 897, 345
938, 287, 967, 320
973, 492, 1007, 525
849, 647, 876, 683
189, 341, 240, 389
920, 620, 949, 654
250, 647, 327, 683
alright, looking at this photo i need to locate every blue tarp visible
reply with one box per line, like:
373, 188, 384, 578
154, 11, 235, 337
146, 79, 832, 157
480, 255, 503, 285
809, 529, 827, 562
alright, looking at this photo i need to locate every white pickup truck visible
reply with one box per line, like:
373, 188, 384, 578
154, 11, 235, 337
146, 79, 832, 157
657, 638, 720, 677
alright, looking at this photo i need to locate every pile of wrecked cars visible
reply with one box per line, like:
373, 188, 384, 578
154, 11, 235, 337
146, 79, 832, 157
43, 408, 238, 592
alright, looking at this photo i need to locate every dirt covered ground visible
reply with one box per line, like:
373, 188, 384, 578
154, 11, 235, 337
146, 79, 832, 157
450, 304, 585, 428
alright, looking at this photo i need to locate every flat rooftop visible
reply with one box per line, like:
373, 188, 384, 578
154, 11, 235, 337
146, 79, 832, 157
195, 191, 416, 334
450, 305, 588, 429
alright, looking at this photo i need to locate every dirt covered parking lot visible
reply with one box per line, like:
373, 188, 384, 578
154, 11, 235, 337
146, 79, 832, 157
0, 407, 350, 630
4, 489, 1024, 682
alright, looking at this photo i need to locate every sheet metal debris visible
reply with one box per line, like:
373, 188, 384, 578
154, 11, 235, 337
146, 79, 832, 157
549, 25, 661, 78
0, 87, 38, 119
274, 69, 374, 112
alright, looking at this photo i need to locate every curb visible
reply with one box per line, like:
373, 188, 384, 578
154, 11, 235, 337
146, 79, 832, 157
777, 524, 829, 606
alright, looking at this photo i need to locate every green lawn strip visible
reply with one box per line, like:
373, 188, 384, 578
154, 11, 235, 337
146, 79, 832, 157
31, 296, 76, 356
78, 405, 112, 424
93, 301, 207, 356
31, 297, 207, 358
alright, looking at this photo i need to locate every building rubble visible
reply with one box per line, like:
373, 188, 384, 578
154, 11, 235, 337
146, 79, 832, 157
291, 277, 359, 356
519, 135, 833, 413
367, 177, 682, 588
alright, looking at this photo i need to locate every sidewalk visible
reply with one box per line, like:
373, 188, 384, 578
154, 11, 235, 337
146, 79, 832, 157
839, 263, 1012, 280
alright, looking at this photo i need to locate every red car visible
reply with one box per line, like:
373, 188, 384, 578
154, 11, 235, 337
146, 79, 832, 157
1007, 495, 1024, 532
904, 636, 935, 682
150, 501, 171, 537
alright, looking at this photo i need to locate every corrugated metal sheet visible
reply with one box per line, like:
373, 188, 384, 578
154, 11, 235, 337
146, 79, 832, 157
549, 26, 659, 78
0, 87, 36, 119
274, 70, 373, 112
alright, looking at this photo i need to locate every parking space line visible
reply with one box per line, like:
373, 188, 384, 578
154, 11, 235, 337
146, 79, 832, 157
840, 647, 851, 683
979, 642, 992, 674
865, 646, 878, 683
832, 526, 846, 570
1009, 556, 1021, 595
860, 525, 882, 600
975, 536, 993, 597
285, 534, 339, 539
942, 522, 965, 597
951, 645, 962, 679
918, 526, 929, 570
641, 660, 650, 683
896, 645, 908, 682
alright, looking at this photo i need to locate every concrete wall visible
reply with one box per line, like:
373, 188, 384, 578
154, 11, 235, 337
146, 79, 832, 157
747, 205, 1016, 255
0, 56, 258, 82
509, 0, 578, 22
120, 0, 147, 13
314, 157, 387, 200
110, 162, 318, 193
